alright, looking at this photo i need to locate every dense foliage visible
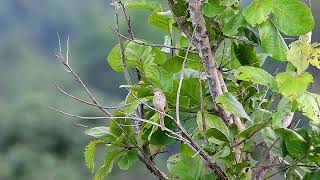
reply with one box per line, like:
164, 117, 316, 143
54, 0, 320, 179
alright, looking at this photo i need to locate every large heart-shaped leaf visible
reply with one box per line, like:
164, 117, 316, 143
276, 72, 313, 101
272, 0, 314, 36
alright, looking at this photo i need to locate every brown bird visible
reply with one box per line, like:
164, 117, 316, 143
153, 89, 167, 130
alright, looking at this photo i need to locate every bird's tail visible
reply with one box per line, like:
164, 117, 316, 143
159, 113, 165, 130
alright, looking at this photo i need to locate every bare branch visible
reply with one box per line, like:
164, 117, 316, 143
52, 83, 126, 110
116, 0, 135, 39
55, 54, 113, 117
49, 106, 188, 144
54, 35, 169, 179
114, 4, 132, 85
115, 29, 197, 53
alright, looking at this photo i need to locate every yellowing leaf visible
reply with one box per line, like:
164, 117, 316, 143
297, 92, 320, 125
309, 45, 320, 69
287, 38, 313, 74
276, 72, 313, 101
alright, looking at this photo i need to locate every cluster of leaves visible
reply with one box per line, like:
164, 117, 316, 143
81, 0, 320, 179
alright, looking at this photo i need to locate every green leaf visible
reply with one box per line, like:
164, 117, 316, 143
113, 99, 141, 117
219, 0, 237, 6
297, 92, 320, 125
272, 0, 314, 36
223, 12, 246, 36
287, 38, 313, 74
172, 78, 201, 106
117, 149, 138, 170
206, 128, 230, 143
145, 65, 173, 92
196, 111, 229, 144
242, 0, 271, 25
84, 139, 104, 173
148, 11, 173, 32
162, 56, 183, 73
125, 41, 153, 72
107, 42, 135, 72
258, 20, 288, 61
216, 92, 251, 120
94, 148, 123, 180
213, 146, 231, 160
232, 43, 260, 66
171, 0, 188, 17
276, 72, 313, 101
109, 121, 123, 137
165, 92, 190, 108
180, 143, 194, 157
202, 0, 225, 17
272, 98, 293, 128
275, 128, 309, 157
152, 47, 166, 65
250, 109, 272, 122
173, 68, 201, 79
167, 153, 204, 180
85, 127, 113, 138
124, 0, 162, 11
234, 66, 277, 91
236, 120, 269, 142
216, 7, 238, 23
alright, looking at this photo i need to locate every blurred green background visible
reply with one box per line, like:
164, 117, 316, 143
0, 0, 166, 179
0, 0, 320, 180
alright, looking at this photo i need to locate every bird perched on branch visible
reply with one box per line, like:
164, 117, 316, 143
152, 88, 167, 130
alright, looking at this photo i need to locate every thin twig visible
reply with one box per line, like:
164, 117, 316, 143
52, 83, 126, 110
49, 106, 188, 143
114, 5, 132, 85
115, 29, 197, 53
117, 0, 135, 39
176, 31, 194, 126
55, 51, 113, 117
123, 88, 177, 122
74, 122, 90, 128
231, 123, 270, 148
199, 73, 208, 143
54, 35, 169, 179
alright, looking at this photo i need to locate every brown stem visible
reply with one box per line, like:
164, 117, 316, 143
114, 5, 132, 85
187, 0, 232, 124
